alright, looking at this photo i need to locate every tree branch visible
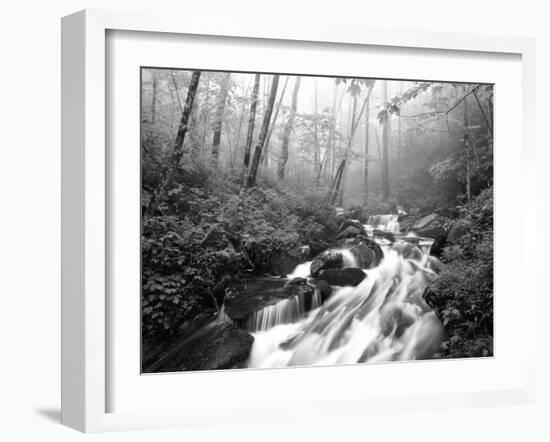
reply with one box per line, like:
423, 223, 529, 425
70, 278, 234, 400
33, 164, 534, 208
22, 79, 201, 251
472, 89, 493, 135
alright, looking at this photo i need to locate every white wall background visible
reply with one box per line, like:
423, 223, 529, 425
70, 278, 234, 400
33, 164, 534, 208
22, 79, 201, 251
0, 1, 547, 440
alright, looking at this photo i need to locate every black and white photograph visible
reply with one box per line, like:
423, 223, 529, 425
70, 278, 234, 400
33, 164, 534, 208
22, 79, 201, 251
140, 68, 494, 373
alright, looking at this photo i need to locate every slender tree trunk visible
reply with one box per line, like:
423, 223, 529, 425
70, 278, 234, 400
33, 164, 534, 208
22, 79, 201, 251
247, 75, 280, 187
313, 79, 321, 179
363, 92, 370, 207
261, 76, 289, 169
148, 71, 201, 213
242, 74, 260, 180
211, 73, 231, 168
337, 94, 359, 206
463, 89, 471, 205
278, 76, 301, 180
397, 82, 403, 204
331, 94, 357, 206
327, 84, 337, 176
199, 73, 211, 159
151, 70, 158, 124
229, 83, 249, 170
382, 80, 390, 202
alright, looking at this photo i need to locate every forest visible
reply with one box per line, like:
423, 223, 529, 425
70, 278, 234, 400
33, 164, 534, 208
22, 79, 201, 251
140, 68, 493, 372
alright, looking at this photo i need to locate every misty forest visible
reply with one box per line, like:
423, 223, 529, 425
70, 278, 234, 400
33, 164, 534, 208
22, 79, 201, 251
141, 68, 493, 372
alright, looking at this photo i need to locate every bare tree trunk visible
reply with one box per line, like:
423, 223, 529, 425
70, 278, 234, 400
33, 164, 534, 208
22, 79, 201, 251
463, 88, 471, 205
247, 75, 280, 187
242, 74, 260, 180
229, 82, 249, 170
313, 79, 320, 179
363, 92, 370, 208
199, 73, 211, 159
397, 82, 403, 204
278, 76, 301, 180
211, 73, 231, 168
327, 84, 337, 177
382, 80, 390, 202
261, 76, 289, 169
151, 70, 158, 124
148, 71, 201, 213
336, 93, 357, 205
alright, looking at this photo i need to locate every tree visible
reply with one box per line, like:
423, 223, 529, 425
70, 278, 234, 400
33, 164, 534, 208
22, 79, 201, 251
246, 75, 280, 187
381, 80, 390, 201
147, 70, 202, 213
278, 76, 301, 180
199, 72, 212, 158
363, 87, 371, 207
211, 73, 231, 168
463, 87, 471, 205
151, 70, 158, 124
242, 74, 260, 180
328, 79, 374, 205
261, 76, 289, 168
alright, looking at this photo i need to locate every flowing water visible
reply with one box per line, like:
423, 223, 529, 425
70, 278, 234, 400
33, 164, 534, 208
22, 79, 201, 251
366, 214, 401, 233
247, 214, 445, 368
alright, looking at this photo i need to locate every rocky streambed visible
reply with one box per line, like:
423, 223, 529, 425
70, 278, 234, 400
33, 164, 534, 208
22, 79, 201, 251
143, 211, 460, 373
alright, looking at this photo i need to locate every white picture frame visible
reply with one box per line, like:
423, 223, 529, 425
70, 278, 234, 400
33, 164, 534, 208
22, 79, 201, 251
61, 9, 537, 433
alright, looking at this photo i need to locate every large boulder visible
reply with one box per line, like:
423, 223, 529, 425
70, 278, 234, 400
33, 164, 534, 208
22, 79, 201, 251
392, 241, 423, 261
316, 268, 367, 286
315, 280, 333, 303
224, 278, 315, 326
310, 249, 344, 277
143, 320, 254, 373
335, 225, 364, 241
349, 238, 383, 269
373, 229, 395, 243
270, 245, 311, 276
409, 214, 451, 256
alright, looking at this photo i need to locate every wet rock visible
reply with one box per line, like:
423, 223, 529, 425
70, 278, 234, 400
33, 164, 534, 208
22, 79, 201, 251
409, 214, 451, 256
392, 241, 423, 261
310, 249, 344, 277
359, 341, 380, 362
316, 268, 367, 287
398, 215, 417, 232
315, 280, 333, 302
143, 320, 254, 373
224, 279, 314, 325
379, 306, 415, 338
286, 277, 308, 286
349, 238, 383, 269
373, 229, 395, 243
270, 245, 312, 276
412, 213, 439, 229
308, 239, 334, 256
335, 225, 364, 241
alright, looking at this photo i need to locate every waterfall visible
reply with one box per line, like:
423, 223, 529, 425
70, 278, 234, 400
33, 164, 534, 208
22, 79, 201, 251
366, 214, 400, 233
248, 238, 443, 368
340, 248, 359, 268
287, 261, 313, 279
246, 292, 307, 332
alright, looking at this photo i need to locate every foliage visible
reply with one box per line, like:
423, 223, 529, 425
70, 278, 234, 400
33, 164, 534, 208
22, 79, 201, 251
142, 165, 329, 340
335, 77, 376, 97
425, 187, 494, 358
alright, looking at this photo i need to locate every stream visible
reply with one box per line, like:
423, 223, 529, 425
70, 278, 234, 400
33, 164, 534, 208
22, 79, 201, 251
246, 215, 445, 368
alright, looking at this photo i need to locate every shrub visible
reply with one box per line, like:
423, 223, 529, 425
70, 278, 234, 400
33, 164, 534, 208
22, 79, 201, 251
142, 167, 329, 340
424, 186, 493, 358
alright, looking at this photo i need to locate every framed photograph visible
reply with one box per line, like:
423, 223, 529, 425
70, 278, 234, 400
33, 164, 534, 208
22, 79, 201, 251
62, 9, 537, 432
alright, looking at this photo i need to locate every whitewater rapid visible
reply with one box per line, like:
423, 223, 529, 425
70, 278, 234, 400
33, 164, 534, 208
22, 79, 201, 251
247, 215, 445, 368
